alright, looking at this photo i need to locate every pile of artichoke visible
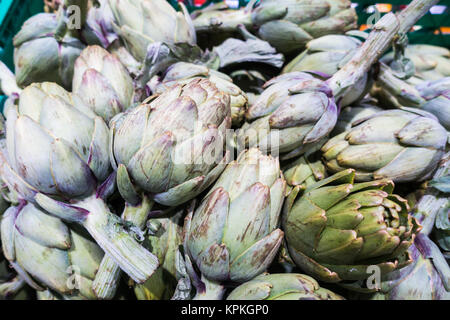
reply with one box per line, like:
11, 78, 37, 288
0, 0, 448, 301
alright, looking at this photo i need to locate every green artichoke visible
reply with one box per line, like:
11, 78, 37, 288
227, 273, 344, 300
13, 12, 85, 89
321, 108, 447, 183
282, 32, 371, 106
1, 82, 158, 284
148, 62, 248, 126
110, 78, 231, 207
237, 72, 338, 159
283, 169, 421, 283
373, 67, 450, 130
185, 148, 286, 285
371, 234, 450, 300
72, 45, 134, 122
109, 0, 196, 61
193, 0, 357, 54
1, 203, 104, 299
283, 151, 326, 189
332, 99, 383, 136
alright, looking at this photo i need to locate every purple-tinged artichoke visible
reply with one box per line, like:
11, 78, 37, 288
109, 0, 196, 61
82, 0, 118, 48
110, 78, 231, 207
0, 82, 159, 284
282, 32, 372, 106
193, 0, 357, 54
72, 45, 134, 122
184, 148, 285, 297
321, 108, 447, 183
148, 62, 248, 126
13, 12, 85, 89
283, 169, 421, 283
1, 202, 104, 299
371, 233, 449, 300
237, 72, 338, 160
227, 273, 344, 300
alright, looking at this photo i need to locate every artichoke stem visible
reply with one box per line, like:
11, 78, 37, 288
78, 195, 158, 284
329, 0, 438, 98
92, 197, 153, 299
92, 255, 121, 300
193, 275, 225, 300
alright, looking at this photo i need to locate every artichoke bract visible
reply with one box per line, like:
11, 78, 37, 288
148, 62, 248, 126
227, 273, 344, 300
13, 13, 85, 89
1, 82, 158, 284
371, 234, 450, 300
321, 108, 447, 183
332, 99, 383, 136
185, 148, 286, 284
72, 45, 134, 122
237, 72, 338, 159
1, 203, 104, 299
283, 169, 421, 283
109, 0, 196, 61
282, 32, 371, 106
82, 0, 118, 48
110, 78, 231, 207
193, 0, 357, 54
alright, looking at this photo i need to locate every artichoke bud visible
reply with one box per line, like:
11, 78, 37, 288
73, 45, 134, 122
238, 72, 337, 159
111, 78, 232, 207
283, 169, 422, 283
185, 148, 286, 283
370, 233, 450, 299
149, 62, 248, 126
13, 13, 85, 89
109, 0, 196, 61
1, 203, 103, 299
227, 273, 344, 300
321, 108, 447, 183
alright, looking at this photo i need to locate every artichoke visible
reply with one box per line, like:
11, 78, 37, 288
381, 44, 450, 82
371, 234, 450, 300
332, 99, 383, 135
237, 72, 338, 159
13, 12, 85, 89
227, 273, 344, 300
1, 203, 104, 299
148, 62, 248, 126
109, 0, 196, 61
110, 78, 231, 207
1, 82, 158, 284
283, 169, 421, 283
283, 151, 326, 189
282, 32, 372, 106
373, 68, 450, 130
193, 0, 357, 54
321, 108, 447, 183
185, 148, 286, 286
72, 45, 134, 122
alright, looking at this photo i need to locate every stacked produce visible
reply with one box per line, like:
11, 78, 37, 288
0, 0, 448, 301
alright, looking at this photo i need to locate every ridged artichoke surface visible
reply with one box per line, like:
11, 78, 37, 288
185, 148, 286, 283
321, 108, 447, 183
111, 78, 231, 206
283, 169, 421, 283
227, 273, 344, 300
